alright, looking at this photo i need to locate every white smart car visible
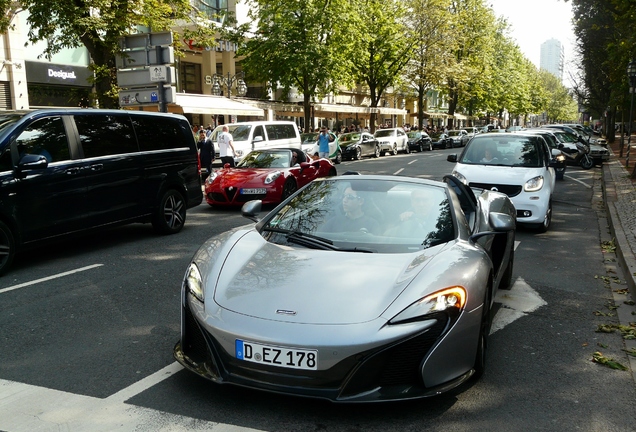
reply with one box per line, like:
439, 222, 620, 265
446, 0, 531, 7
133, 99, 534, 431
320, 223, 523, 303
447, 132, 560, 232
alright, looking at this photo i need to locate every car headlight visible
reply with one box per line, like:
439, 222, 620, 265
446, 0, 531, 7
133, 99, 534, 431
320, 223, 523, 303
524, 175, 544, 192
185, 263, 204, 303
206, 170, 218, 184
556, 155, 566, 162
235, 149, 244, 157
265, 171, 282, 184
451, 170, 468, 185
390, 287, 466, 324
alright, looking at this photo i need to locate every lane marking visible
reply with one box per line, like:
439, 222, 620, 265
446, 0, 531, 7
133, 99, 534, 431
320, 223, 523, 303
394, 168, 405, 175
491, 277, 547, 335
0, 264, 104, 295
0, 373, 263, 432
106, 362, 183, 404
564, 173, 593, 189
408, 160, 417, 165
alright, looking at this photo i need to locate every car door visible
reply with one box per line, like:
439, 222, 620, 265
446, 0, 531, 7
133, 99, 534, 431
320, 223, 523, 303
360, 133, 373, 156
397, 129, 407, 150
9, 115, 89, 243
72, 112, 145, 227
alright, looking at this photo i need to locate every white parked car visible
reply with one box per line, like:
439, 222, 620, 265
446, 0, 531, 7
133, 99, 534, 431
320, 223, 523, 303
373, 128, 409, 155
447, 132, 560, 232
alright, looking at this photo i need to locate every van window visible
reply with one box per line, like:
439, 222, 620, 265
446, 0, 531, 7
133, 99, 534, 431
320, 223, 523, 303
265, 124, 297, 141
131, 116, 191, 151
75, 114, 138, 158
253, 125, 264, 140
15, 116, 70, 163
228, 124, 252, 141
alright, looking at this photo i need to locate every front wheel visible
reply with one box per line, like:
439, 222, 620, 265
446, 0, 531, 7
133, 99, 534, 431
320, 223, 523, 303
152, 189, 186, 234
0, 220, 15, 276
580, 154, 594, 170
534, 200, 552, 233
392, 144, 398, 155
281, 178, 297, 200
374, 145, 381, 158
334, 150, 342, 164
355, 147, 362, 160
404, 144, 410, 154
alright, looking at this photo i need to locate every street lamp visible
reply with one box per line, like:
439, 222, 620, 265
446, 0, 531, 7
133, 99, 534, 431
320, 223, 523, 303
626, 60, 636, 170
210, 71, 247, 98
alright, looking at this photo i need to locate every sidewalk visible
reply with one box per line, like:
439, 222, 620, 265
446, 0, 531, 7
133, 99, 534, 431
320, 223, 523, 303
604, 136, 636, 291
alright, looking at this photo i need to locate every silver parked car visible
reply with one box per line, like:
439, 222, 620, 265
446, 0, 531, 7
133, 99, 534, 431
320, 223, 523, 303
374, 127, 409, 155
174, 174, 516, 402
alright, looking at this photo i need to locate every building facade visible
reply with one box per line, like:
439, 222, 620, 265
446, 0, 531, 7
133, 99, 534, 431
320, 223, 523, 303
540, 38, 564, 81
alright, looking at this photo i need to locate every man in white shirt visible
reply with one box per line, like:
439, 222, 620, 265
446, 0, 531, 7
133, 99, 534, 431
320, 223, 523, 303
217, 125, 236, 167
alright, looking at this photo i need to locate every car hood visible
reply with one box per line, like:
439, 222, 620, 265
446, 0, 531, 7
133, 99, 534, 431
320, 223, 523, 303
214, 167, 282, 185
210, 230, 440, 325
454, 163, 548, 184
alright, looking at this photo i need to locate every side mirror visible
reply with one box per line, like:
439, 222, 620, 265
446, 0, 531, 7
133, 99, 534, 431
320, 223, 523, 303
241, 200, 262, 223
253, 136, 264, 143
447, 154, 458, 162
18, 154, 48, 170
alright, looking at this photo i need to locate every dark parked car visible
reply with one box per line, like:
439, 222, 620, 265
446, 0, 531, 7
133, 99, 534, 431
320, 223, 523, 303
339, 132, 382, 160
407, 131, 433, 152
0, 109, 202, 275
431, 132, 453, 149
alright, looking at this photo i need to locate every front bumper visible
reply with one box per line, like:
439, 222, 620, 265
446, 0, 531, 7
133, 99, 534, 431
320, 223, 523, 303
175, 299, 476, 402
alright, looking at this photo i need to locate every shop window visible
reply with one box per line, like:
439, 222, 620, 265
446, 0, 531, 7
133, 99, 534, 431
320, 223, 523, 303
179, 62, 202, 94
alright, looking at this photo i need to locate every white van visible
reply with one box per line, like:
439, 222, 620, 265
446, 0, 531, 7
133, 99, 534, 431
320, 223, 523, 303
210, 121, 301, 163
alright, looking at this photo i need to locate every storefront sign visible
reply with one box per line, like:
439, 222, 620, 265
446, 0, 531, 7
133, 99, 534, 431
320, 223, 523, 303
183, 39, 238, 52
25, 61, 92, 87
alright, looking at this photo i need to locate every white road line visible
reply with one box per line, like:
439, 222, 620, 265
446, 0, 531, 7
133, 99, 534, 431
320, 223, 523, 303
106, 362, 183, 404
0, 264, 104, 295
564, 173, 593, 189
394, 168, 405, 175
408, 160, 417, 165
0, 374, 263, 432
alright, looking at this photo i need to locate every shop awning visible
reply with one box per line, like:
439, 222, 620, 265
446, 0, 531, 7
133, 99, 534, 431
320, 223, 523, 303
423, 111, 449, 118
313, 103, 376, 115
376, 107, 408, 115
173, 94, 265, 116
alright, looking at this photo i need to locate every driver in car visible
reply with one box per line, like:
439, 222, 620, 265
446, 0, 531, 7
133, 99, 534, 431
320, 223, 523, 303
322, 187, 380, 234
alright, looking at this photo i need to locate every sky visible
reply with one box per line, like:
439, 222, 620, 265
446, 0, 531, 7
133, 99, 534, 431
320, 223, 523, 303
487, 0, 577, 80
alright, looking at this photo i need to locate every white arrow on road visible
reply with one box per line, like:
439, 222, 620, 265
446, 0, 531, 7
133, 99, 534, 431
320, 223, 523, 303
491, 277, 547, 335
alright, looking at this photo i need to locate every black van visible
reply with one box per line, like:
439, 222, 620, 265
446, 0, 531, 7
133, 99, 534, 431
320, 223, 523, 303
0, 109, 203, 275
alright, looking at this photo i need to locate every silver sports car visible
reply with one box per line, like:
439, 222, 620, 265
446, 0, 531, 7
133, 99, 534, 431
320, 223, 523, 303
174, 175, 516, 402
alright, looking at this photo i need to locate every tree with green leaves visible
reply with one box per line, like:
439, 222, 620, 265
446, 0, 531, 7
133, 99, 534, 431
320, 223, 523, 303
350, 0, 412, 131
0, 0, 218, 108
402, 0, 454, 129
224, 0, 357, 132
540, 70, 578, 122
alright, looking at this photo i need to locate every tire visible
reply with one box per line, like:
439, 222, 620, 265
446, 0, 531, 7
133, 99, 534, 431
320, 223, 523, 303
418, 144, 423, 152
0, 220, 16, 276
152, 189, 186, 234
534, 200, 552, 233
429, 143, 433, 151
392, 144, 398, 155
580, 154, 594, 170
355, 147, 362, 160
374, 145, 381, 158
404, 144, 410, 154
473, 287, 492, 379
556, 167, 565, 180
499, 244, 514, 290
281, 178, 297, 200
328, 167, 337, 177
334, 150, 342, 165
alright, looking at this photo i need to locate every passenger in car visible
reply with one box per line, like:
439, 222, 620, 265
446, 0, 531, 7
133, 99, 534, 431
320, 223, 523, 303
322, 187, 380, 234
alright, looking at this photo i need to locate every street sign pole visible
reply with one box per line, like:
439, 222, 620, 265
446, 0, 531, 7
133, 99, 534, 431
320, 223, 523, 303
156, 46, 166, 113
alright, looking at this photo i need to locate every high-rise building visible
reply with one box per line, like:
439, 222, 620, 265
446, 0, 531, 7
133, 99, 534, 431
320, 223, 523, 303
540, 38, 564, 81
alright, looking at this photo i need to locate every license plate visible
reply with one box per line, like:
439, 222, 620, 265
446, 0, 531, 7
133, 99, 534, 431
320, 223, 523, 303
240, 188, 266, 194
235, 339, 318, 370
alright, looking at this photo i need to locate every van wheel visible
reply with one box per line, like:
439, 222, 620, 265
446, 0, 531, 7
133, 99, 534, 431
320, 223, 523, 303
0, 221, 15, 275
152, 189, 186, 234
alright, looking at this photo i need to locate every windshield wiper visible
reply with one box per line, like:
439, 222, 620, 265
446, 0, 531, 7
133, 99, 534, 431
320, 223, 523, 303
261, 227, 374, 252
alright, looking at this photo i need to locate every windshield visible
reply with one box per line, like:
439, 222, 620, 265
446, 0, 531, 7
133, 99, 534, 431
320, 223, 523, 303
237, 149, 293, 168
448, 131, 461, 137
301, 133, 318, 144
407, 132, 422, 139
431, 133, 445, 139
552, 131, 577, 143
459, 135, 543, 167
374, 130, 395, 138
339, 133, 361, 143
261, 178, 454, 253
0, 114, 24, 135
